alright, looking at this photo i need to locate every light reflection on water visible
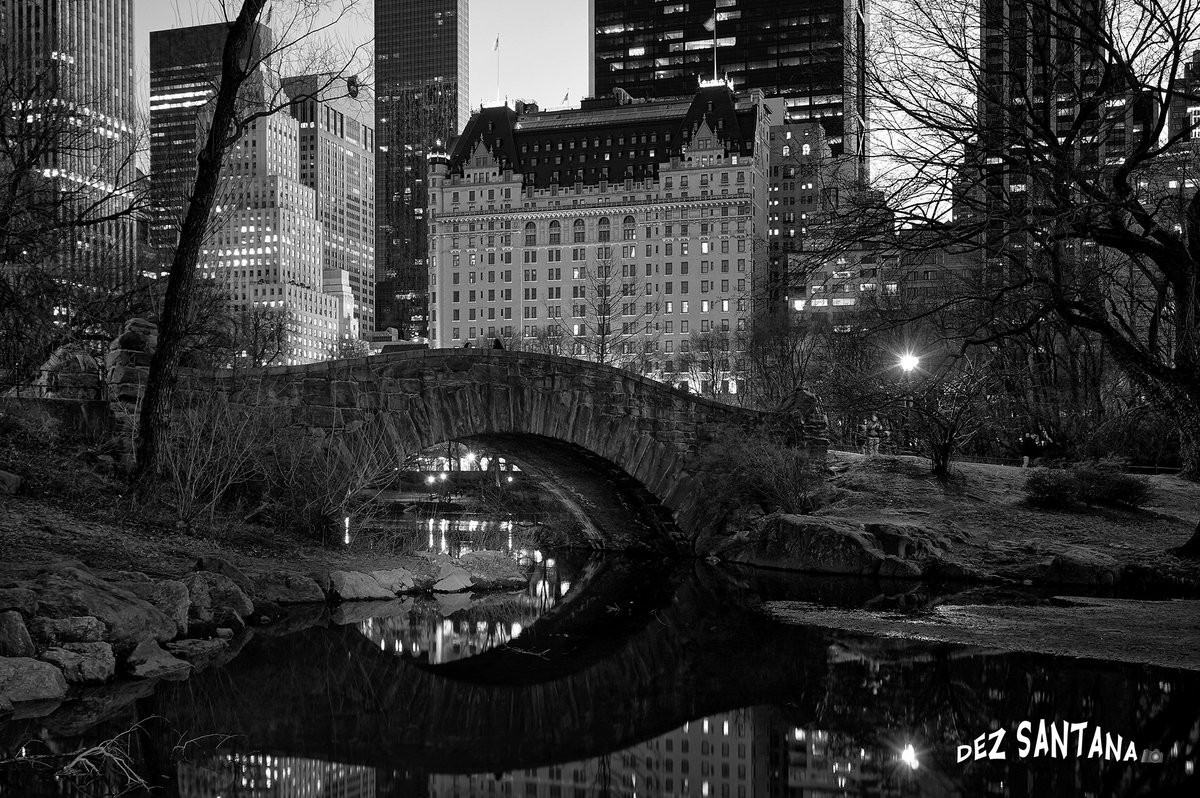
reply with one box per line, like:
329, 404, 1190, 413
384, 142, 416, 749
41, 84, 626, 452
355, 556, 575, 665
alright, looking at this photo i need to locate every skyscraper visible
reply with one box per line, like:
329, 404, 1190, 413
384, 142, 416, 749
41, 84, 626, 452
151, 22, 348, 365
590, 0, 867, 166
1, 0, 138, 278
374, 0, 469, 338
148, 23, 273, 255
286, 74, 377, 335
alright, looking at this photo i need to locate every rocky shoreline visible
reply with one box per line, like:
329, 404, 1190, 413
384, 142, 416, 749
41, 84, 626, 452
716, 512, 1200, 593
0, 550, 528, 719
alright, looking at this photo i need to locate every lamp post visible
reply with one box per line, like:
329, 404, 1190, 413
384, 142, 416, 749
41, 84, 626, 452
898, 354, 919, 450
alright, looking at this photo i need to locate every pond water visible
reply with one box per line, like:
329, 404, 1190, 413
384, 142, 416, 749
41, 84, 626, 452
1, 554, 1198, 798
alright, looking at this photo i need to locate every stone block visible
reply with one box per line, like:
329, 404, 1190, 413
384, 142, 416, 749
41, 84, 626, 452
253, 572, 326, 604
328, 571, 395, 601
369, 568, 416, 594
0, 588, 37, 616
0, 611, 35, 657
30, 616, 106, 647
124, 639, 191, 680
0, 656, 68, 704
40, 642, 116, 683
183, 572, 254, 631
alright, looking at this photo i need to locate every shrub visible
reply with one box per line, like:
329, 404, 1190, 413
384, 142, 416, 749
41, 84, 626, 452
1023, 468, 1079, 509
700, 430, 830, 515
1072, 462, 1154, 508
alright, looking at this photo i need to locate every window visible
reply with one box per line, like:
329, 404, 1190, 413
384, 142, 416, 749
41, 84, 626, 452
622, 215, 636, 240
598, 217, 611, 242
549, 220, 561, 244
573, 219, 585, 243
524, 222, 536, 247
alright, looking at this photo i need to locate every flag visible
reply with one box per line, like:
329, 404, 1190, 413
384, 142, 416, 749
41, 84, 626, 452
494, 34, 500, 51
703, 13, 716, 32
562, 90, 569, 104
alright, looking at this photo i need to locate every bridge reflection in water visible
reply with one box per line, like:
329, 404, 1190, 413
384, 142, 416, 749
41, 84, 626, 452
3, 559, 1199, 797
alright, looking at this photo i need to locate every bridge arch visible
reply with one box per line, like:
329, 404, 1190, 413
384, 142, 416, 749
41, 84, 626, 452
101, 331, 827, 551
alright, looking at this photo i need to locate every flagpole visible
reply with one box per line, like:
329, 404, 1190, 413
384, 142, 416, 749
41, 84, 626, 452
496, 34, 501, 104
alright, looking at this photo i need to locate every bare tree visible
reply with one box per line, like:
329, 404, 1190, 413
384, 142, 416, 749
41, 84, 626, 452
853, 0, 1200, 478
563, 250, 661, 368
135, 0, 370, 480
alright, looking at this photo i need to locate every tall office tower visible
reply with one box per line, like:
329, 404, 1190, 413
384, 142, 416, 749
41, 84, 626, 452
286, 75, 377, 336
149, 22, 273, 255
590, 0, 867, 168
152, 22, 345, 365
374, 0, 469, 338
427, 84, 771, 395
1, 0, 138, 280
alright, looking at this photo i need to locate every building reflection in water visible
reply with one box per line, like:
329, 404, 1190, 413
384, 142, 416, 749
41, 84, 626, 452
177, 754, 375, 797
355, 551, 573, 665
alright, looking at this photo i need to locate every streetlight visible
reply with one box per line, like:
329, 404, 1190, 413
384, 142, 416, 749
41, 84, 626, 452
899, 353, 919, 373
901, 743, 920, 770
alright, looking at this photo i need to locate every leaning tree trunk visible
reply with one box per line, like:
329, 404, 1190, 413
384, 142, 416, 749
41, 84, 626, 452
134, 0, 268, 483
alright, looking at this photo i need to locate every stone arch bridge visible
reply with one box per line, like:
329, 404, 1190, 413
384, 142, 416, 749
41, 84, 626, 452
104, 331, 827, 553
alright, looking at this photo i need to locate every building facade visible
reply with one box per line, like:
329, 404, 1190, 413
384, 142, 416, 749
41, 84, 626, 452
148, 22, 274, 257
590, 0, 867, 169
286, 74, 377, 336
152, 22, 349, 365
374, 0, 469, 338
427, 84, 770, 394
2, 0, 138, 280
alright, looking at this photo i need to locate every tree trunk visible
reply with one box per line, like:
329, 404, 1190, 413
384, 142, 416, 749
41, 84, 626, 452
1178, 414, 1200, 482
134, 0, 268, 483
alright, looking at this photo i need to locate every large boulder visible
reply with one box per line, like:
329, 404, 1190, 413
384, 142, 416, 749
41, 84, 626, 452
0, 656, 68, 704
182, 572, 254, 631
30, 616, 106, 647
369, 568, 417, 595
252, 572, 326, 605
457, 551, 527, 590
40, 642, 116, 683
431, 560, 474, 593
328, 571, 394, 601
32, 568, 176, 651
193, 557, 254, 596
124, 639, 191, 680
720, 515, 887, 576
1047, 547, 1124, 586
0, 611, 35, 657
116, 580, 190, 638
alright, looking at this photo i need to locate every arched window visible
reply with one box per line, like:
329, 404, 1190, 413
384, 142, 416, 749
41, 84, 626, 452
622, 215, 636, 241
597, 217, 611, 243
548, 220, 561, 245
573, 218, 586, 243
524, 221, 537, 247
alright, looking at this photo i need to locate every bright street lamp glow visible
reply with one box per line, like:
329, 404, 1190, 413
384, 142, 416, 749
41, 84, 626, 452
440, 473, 448, 481
899, 354, 919, 373
901, 743, 920, 770
465, 452, 476, 462
425, 476, 435, 485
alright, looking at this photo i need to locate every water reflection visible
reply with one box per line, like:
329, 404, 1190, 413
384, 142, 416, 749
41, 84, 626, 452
357, 555, 578, 664
2, 559, 1198, 797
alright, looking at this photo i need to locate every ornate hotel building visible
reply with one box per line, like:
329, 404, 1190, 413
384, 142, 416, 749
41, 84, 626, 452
427, 83, 770, 392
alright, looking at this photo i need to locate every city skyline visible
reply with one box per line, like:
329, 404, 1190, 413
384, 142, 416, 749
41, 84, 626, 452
133, 0, 589, 116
